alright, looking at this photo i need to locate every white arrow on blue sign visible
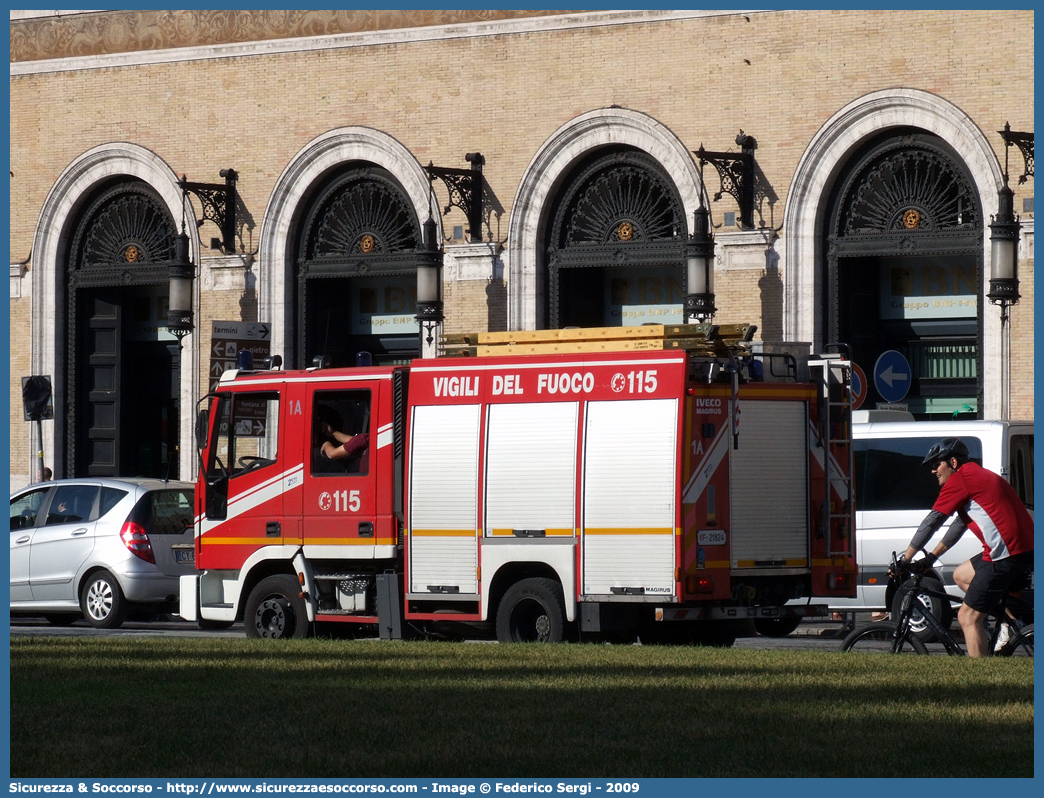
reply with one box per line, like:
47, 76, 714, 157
873, 350, 912, 403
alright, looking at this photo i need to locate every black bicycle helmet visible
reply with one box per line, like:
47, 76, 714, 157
922, 437, 970, 466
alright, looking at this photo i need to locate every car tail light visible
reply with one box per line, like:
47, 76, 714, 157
120, 521, 155, 563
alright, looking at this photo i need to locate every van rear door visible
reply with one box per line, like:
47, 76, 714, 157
1006, 428, 1034, 512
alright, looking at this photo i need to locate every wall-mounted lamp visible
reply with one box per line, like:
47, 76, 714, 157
167, 168, 237, 345
179, 168, 238, 253
987, 132, 1022, 319
684, 206, 716, 322
424, 153, 485, 243
167, 189, 195, 345
988, 122, 1028, 421
695, 131, 758, 230
414, 153, 485, 352
415, 214, 444, 348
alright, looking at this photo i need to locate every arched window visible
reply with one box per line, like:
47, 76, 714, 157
545, 149, 687, 328
295, 164, 422, 366
65, 179, 181, 477
826, 131, 983, 418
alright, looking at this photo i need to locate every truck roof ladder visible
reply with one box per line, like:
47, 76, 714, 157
438, 322, 758, 359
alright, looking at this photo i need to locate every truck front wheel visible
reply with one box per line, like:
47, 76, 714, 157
245, 575, 310, 639
496, 578, 566, 643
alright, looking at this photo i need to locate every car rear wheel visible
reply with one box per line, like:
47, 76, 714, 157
80, 571, 128, 629
245, 575, 310, 639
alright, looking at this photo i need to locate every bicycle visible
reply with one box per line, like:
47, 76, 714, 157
840, 552, 1034, 656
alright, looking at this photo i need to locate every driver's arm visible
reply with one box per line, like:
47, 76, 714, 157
322, 433, 369, 461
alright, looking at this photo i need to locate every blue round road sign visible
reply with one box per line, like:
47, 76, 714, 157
873, 350, 912, 403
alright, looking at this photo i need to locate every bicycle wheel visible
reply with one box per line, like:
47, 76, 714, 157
840, 621, 929, 654
996, 624, 1033, 657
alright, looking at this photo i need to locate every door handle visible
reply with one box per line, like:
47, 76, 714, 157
358, 522, 374, 538
266, 522, 281, 537
16, 536, 30, 545
71, 528, 88, 536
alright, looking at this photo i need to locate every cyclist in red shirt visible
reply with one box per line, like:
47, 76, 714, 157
896, 437, 1034, 657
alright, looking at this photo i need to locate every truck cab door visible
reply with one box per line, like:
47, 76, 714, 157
302, 384, 379, 559
198, 390, 287, 569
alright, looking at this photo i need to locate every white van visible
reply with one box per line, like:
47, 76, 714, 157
817, 413, 1033, 615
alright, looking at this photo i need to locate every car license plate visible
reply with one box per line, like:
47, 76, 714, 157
174, 548, 195, 564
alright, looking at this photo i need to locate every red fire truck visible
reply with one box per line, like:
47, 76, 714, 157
180, 324, 856, 643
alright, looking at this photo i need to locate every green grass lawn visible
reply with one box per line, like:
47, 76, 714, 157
9, 636, 1034, 778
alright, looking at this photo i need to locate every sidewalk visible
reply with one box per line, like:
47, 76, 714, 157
794, 619, 857, 638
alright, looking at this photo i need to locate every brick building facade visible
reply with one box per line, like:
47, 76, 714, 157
9, 9, 1034, 486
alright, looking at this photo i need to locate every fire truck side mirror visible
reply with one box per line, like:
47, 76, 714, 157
195, 409, 210, 451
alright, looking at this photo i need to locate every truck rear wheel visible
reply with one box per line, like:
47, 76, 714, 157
753, 617, 802, 637
693, 622, 737, 647
245, 575, 309, 639
496, 578, 566, 643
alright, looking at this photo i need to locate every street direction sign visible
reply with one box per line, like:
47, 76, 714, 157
210, 320, 272, 393
873, 350, 912, 403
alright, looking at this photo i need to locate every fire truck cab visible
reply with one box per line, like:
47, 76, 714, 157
181, 324, 856, 643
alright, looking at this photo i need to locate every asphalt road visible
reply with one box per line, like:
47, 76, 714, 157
9, 616, 859, 650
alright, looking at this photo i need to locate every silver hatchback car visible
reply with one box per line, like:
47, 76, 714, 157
10, 478, 196, 628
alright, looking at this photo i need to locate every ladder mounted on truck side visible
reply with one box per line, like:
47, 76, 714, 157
808, 348, 855, 558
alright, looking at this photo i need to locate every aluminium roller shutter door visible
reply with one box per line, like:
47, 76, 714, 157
485, 402, 578, 537
582, 398, 677, 596
729, 400, 809, 566
408, 403, 481, 593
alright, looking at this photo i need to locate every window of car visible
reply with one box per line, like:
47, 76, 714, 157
854, 436, 983, 512
99, 487, 129, 518
10, 487, 50, 530
131, 489, 194, 535
44, 485, 101, 525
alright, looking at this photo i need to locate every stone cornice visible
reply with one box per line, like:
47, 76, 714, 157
11, 9, 750, 75
11, 10, 574, 62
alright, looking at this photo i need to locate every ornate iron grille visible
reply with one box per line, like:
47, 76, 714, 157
70, 181, 178, 273
544, 149, 687, 328
551, 149, 684, 249
838, 139, 978, 235
301, 166, 419, 263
